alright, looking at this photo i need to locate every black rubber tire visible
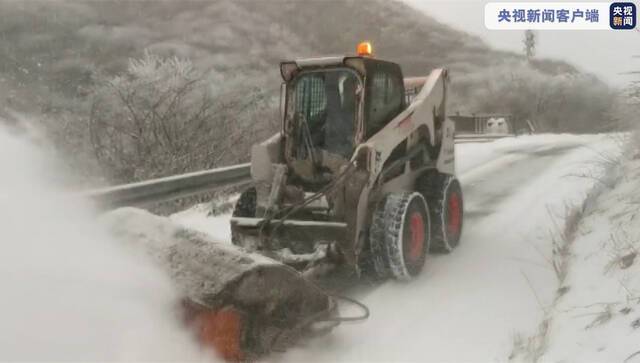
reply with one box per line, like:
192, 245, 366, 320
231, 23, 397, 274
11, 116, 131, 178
417, 171, 464, 253
363, 199, 389, 280
368, 192, 430, 281
231, 187, 257, 246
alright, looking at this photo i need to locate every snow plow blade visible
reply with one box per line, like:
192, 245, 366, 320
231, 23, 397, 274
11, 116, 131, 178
102, 208, 339, 361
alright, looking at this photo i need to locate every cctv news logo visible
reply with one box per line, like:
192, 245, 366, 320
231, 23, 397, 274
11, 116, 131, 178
610, 3, 636, 29
485, 2, 636, 30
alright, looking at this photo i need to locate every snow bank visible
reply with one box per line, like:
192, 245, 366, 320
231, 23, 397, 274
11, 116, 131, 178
0, 127, 210, 361
539, 138, 640, 362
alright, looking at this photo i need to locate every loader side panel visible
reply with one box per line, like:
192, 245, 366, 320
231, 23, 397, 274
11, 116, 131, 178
361, 68, 447, 175
351, 69, 450, 257
436, 118, 455, 174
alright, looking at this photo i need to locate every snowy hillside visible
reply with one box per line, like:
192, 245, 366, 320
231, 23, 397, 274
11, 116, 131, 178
0, 1, 615, 188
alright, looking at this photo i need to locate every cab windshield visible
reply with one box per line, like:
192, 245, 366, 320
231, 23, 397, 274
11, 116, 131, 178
291, 70, 360, 159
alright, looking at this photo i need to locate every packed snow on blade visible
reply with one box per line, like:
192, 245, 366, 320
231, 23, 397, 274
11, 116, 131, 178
102, 207, 338, 361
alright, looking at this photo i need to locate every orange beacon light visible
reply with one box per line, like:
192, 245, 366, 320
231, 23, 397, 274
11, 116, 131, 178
357, 41, 373, 57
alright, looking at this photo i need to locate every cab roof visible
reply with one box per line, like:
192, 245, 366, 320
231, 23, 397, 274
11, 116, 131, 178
280, 56, 401, 82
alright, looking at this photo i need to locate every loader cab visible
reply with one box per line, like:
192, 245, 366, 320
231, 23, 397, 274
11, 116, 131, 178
280, 54, 405, 185
287, 67, 361, 160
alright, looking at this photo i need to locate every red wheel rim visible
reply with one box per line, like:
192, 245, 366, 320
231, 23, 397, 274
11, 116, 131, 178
408, 212, 425, 263
447, 192, 462, 239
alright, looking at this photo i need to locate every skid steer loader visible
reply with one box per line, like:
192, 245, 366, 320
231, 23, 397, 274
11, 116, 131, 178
231, 42, 464, 282
117, 43, 465, 362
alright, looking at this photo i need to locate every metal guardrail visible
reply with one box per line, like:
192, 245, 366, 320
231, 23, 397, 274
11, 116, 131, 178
85, 133, 516, 210
84, 163, 252, 209
454, 133, 515, 143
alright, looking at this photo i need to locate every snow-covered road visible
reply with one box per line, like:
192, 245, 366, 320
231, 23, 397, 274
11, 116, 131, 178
1, 128, 622, 362
185, 134, 617, 363
172, 134, 621, 362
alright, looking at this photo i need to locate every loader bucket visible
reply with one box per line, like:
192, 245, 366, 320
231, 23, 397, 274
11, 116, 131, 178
102, 208, 339, 360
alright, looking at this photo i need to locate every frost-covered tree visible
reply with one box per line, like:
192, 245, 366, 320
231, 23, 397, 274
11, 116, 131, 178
616, 56, 640, 135
452, 64, 614, 132
88, 51, 277, 183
